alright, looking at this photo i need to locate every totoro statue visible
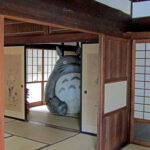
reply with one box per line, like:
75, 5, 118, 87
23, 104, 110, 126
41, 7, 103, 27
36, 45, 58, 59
45, 46, 81, 116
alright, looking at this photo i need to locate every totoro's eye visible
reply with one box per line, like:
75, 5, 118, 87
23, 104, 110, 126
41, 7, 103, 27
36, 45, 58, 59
63, 61, 67, 64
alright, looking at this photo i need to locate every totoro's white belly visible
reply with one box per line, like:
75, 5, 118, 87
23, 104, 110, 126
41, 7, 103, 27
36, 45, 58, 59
55, 73, 80, 114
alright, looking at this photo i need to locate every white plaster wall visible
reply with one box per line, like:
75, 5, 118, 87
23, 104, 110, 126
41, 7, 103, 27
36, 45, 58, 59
133, 1, 150, 18
94, 0, 131, 15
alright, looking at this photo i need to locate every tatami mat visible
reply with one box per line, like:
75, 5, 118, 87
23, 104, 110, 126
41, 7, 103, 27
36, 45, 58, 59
5, 136, 46, 150
28, 106, 80, 130
4, 117, 14, 123
42, 134, 97, 150
5, 120, 77, 144
122, 144, 150, 150
4, 133, 11, 138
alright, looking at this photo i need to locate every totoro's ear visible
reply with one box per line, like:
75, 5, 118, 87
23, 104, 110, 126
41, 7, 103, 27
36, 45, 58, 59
76, 46, 81, 56
56, 46, 63, 57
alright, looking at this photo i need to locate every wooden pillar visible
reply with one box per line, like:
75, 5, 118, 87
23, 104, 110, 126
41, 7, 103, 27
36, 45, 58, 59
97, 34, 105, 150
0, 15, 4, 150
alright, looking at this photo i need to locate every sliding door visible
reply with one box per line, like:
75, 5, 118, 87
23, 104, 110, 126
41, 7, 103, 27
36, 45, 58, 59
81, 43, 99, 134
131, 40, 150, 147
98, 35, 131, 150
4, 46, 26, 120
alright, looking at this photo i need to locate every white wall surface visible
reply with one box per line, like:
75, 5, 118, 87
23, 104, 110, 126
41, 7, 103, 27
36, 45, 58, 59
133, 1, 150, 18
94, 0, 131, 15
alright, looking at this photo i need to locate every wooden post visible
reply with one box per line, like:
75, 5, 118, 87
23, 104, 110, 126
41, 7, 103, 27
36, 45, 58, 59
0, 15, 4, 150
97, 34, 105, 150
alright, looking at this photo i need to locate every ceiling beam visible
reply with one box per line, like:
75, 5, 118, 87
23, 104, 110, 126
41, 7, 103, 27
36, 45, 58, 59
5, 32, 98, 46
0, 0, 131, 36
131, 17, 150, 32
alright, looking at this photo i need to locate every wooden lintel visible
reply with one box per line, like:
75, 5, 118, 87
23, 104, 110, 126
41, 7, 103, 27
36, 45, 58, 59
5, 33, 98, 46
0, 0, 131, 36
0, 15, 4, 150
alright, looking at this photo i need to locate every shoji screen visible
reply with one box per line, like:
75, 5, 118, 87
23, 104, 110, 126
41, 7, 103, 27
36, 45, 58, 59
134, 43, 150, 121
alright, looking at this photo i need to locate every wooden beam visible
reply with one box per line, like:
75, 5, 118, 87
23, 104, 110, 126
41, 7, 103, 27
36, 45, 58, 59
5, 33, 98, 46
131, 17, 150, 32
0, 0, 131, 36
0, 15, 4, 150
124, 32, 150, 39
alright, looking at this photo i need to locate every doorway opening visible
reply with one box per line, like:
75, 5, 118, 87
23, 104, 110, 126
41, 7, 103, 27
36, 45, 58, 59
4, 18, 99, 150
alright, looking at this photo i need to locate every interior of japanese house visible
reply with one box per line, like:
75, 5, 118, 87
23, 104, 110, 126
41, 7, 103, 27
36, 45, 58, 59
1, 0, 150, 150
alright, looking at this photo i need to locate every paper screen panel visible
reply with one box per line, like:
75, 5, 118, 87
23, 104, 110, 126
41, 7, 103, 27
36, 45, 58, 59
104, 81, 127, 114
134, 43, 150, 121
4, 46, 25, 120
82, 43, 98, 134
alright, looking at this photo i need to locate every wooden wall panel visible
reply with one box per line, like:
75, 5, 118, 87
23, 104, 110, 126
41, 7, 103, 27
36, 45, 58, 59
102, 108, 128, 150
104, 36, 129, 82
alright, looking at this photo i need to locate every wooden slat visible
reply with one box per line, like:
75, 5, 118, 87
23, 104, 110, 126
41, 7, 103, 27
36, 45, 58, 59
5, 33, 98, 45
0, 0, 131, 36
0, 15, 4, 150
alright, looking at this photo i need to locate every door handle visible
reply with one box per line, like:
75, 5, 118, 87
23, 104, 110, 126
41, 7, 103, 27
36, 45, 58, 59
21, 85, 24, 88
84, 90, 87, 94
